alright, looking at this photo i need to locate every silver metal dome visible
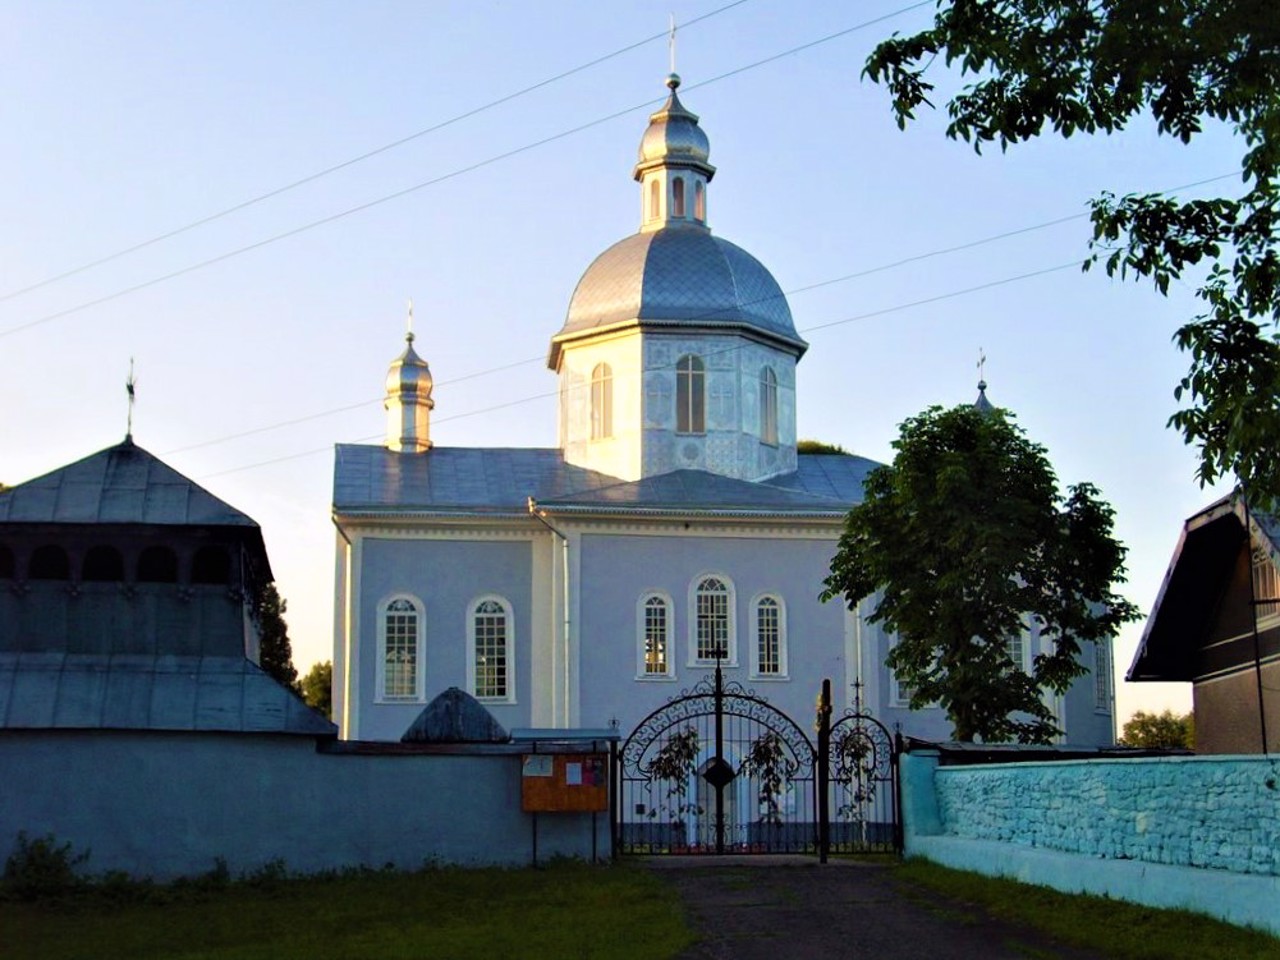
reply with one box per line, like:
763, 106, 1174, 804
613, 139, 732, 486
553, 226, 806, 352
635, 74, 713, 179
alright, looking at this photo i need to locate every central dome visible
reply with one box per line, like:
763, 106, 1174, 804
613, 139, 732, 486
553, 225, 804, 350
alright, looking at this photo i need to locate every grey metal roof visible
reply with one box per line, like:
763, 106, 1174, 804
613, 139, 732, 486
552, 227, 806, 359
0, 653, 336, 736
334, 446, 877, 517
0, 437, 258, 528
401, 687, 509, 743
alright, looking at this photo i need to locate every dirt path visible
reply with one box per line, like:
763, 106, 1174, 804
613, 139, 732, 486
645, 857, 1104, 960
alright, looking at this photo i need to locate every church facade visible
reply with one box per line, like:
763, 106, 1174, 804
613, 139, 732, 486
331, 75, 1115, 746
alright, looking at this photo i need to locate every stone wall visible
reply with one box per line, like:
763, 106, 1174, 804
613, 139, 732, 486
936, 756, 1280, 876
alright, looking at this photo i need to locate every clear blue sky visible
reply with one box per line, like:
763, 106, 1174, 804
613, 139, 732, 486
0, 0, 1242, 724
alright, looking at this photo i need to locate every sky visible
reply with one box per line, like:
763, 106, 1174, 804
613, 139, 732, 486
0, 0, 1245, 726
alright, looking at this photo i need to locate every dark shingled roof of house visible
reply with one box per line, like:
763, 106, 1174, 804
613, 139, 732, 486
333, 445, 877, 517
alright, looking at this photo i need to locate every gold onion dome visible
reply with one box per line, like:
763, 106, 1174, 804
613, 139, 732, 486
635, 73, 714, 179
386, 332, 433, 399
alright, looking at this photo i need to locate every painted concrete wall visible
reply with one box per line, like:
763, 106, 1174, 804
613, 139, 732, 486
901, 750, 1280, 936
354, 538, 535, 742
0, 730, 609, 880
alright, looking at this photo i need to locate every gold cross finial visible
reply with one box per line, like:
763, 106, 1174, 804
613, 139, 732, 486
977, 348, 987, 383
125, 357, 137, 440
406, 297, 415, 343
669, 14, 677, 75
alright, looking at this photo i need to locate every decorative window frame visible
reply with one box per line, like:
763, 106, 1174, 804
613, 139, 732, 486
376, 592, 426, 703
590, 362, 613, 440
636, 590, 676, 680
750, 592, 787, 679
759, 366, 778, 446
676, 354, 706, 435
672, 176, 686, 218
466, 593, 516, 704
1006, 616, 1032, 674
688, 573, 736, 667
1093, 638, 1113, 714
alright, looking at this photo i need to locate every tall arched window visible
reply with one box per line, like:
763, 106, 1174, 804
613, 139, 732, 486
649, 179, 660, 220
691, 575, 734, 664
676, 355, 705, 434
672, 177, 685, 217
591, 362, 613, 440
752, 595, 787, 677
637, 592, 672, 677
192, 545, 231, 585
469, 596, 513, 702
379, 596, 423, 700
29, 545, 70, 580
82, 545, 124, 582
694, 181, 705, 221
759, 366, 778, 445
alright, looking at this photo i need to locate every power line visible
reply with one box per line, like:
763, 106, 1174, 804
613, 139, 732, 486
0, 2, 936, 342
0, 0, 754, 306
196, 256, 1082, 480
165, 170, 1237, 458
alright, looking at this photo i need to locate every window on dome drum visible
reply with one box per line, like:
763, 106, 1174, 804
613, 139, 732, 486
694, 576, 732, 662
676, 355, 705, 434
471, 598, 512, 701
191, 545, 231, 585
759, 366, 778, 445
672, 177, 685, 217
1252, 544, 1280, 620
82, 545, 125, 582
591, 362, 613, 440
649, 179, 660, 220
1094, 638, 1112, 712
29, 545, 70, 580
753, 595, 785, 677
137, 545, 178, 583
381, 597, 421, 700
694, 181, 705, 221
640, 593, 670, 676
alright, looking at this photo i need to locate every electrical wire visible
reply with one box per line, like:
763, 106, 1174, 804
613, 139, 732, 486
0, 2, 936, 342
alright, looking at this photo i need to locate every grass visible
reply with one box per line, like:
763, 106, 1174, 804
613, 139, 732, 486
894, 858, 1280, 960
0, 860, 694, 960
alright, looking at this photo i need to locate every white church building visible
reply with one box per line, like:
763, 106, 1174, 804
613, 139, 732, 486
331, 74, 1115, 746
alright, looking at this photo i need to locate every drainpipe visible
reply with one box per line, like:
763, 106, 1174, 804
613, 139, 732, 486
528, 498, 572, 727
332, 517, 355, 739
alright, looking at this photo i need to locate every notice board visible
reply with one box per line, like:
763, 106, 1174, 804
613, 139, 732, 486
521, 753, 608, 812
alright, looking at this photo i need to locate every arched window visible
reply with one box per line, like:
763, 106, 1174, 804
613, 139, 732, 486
591, 362, 613, 440
637, 593, 672, 678
676, 355, 705, 434
29, 545, 70, 580
672, 177, 685, 217
192, 545, 231, 585
469, 596, 513, 702
0, 544, 13, 579
694, 180, 705, 221
649, 179, 660, 220
759, 366, 778, 445
82, 545, 124, 582
379, 596, 423, 701
137, 545, 178, 583
691, 575, 734, 664
752, 595, 787, 677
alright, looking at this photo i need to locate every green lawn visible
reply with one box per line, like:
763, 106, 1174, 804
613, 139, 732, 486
894, 859, 1280, 960
1, 861, 694, 960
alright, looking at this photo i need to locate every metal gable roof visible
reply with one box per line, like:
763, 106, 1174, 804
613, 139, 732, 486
0, 438, 258, 528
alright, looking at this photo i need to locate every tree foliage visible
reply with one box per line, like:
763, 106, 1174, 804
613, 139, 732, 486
1118, 708, 1195, 749
821, 404, 1140, 743
797, 439, 851, 455
864, 0, 1280, 505
253, 581, 297, 688
299, 660, 333, 719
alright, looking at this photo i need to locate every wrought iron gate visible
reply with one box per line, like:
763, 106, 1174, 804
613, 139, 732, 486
615, 660, 818, 854
614, 672, 901, 857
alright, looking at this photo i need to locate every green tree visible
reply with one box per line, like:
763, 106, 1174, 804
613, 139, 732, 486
253, 581, 297, 688
821, 404, 1140, 743
797, 439, 851, 455
299, 660, 333, 719
864, 1, 1280, 505
1119, 708, 1195, 749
